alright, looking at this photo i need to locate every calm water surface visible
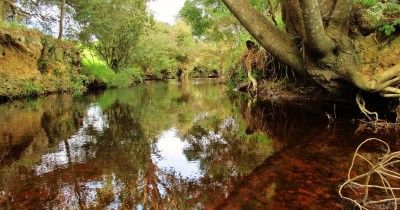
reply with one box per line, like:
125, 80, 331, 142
1, 79, 399, 209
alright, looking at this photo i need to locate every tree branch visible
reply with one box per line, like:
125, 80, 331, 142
299, 0, 336, 56
221, 0, 306, 76
267, 0, 278, 26
327, 0, 352, 36
283, 0, 306, 40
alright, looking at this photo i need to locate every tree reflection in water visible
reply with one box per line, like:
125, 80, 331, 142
0, 79, 281, 209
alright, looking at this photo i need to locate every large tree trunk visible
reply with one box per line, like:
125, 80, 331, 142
221, 0, 400, 100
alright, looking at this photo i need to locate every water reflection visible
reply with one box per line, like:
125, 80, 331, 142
0, 79, 273, 209
152, 128, 202, 180
36, 104, 105, 175
3, 79, 397, 208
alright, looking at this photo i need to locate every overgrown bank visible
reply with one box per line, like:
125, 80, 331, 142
0, 26, 84, 100
0, 26, 153, 101
0, 25, 232, 101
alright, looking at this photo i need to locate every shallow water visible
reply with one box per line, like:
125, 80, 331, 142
0, 79, 399, 209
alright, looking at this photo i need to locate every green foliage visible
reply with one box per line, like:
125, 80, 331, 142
180, 0, 274, 41
226, 66, 248, 89
133, 22, 177, 78
73, 0, 147, 71
355, 0, 400, 36
0, 20, 25, 28
355, 0, 377, 6
24, 80, 43, 96
81, 49, 143, 88
180, 0, 241, 41
14, 0, 67, 35
72, 74, 88, 95
379, 20, 399, 35
179, 0, 281, 83
245, 131, 270, 144
132, 21, 197, 79
179, 0, 212, 37
106, 67, 144, 88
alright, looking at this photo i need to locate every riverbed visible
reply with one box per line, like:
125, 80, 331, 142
1, 79, 399, 209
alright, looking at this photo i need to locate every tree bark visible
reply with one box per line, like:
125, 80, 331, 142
327, 0, 352, 35
221, 0, 306, 76
267, 0, 278, 26
58, 0, 65, 40
299, 0, 336, 56
222, 0, 400, 111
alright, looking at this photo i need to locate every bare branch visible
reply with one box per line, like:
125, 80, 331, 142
298, 0, 336, 56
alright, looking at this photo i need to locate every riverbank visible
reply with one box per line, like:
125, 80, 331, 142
0, 26, 84, 101
2, 79, 399, 209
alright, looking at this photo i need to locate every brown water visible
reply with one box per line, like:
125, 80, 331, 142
0, 79, 399, 209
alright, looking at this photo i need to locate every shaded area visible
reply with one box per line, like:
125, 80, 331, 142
216, 100, 400, 209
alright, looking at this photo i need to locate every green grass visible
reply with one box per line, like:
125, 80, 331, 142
80, 48, 144, 88
0, 19, 26, 29
24, 80, 44, 96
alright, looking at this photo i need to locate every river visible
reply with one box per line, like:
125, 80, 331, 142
1, 79, 399, 209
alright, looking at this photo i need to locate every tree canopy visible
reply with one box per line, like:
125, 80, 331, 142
73, 0, 147, 70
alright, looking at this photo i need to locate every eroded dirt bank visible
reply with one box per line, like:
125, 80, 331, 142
0, 27, 81, 100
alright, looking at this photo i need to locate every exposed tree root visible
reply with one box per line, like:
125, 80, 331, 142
241, 47, 264, 95
339, 138, 400, 210
352, 64, 400, 121
240, 41, 291, 97
245, 59, 258, 96
356, 90, 379, 121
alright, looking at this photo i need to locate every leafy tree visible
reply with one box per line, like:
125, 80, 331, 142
180, 0, 240, 41
132, 22, 180, 79
131, 20, 224, 79
171, 21, 195, 66
179, 0, 275, 80
180, 0, 279, 41
73, 0, 147, 71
